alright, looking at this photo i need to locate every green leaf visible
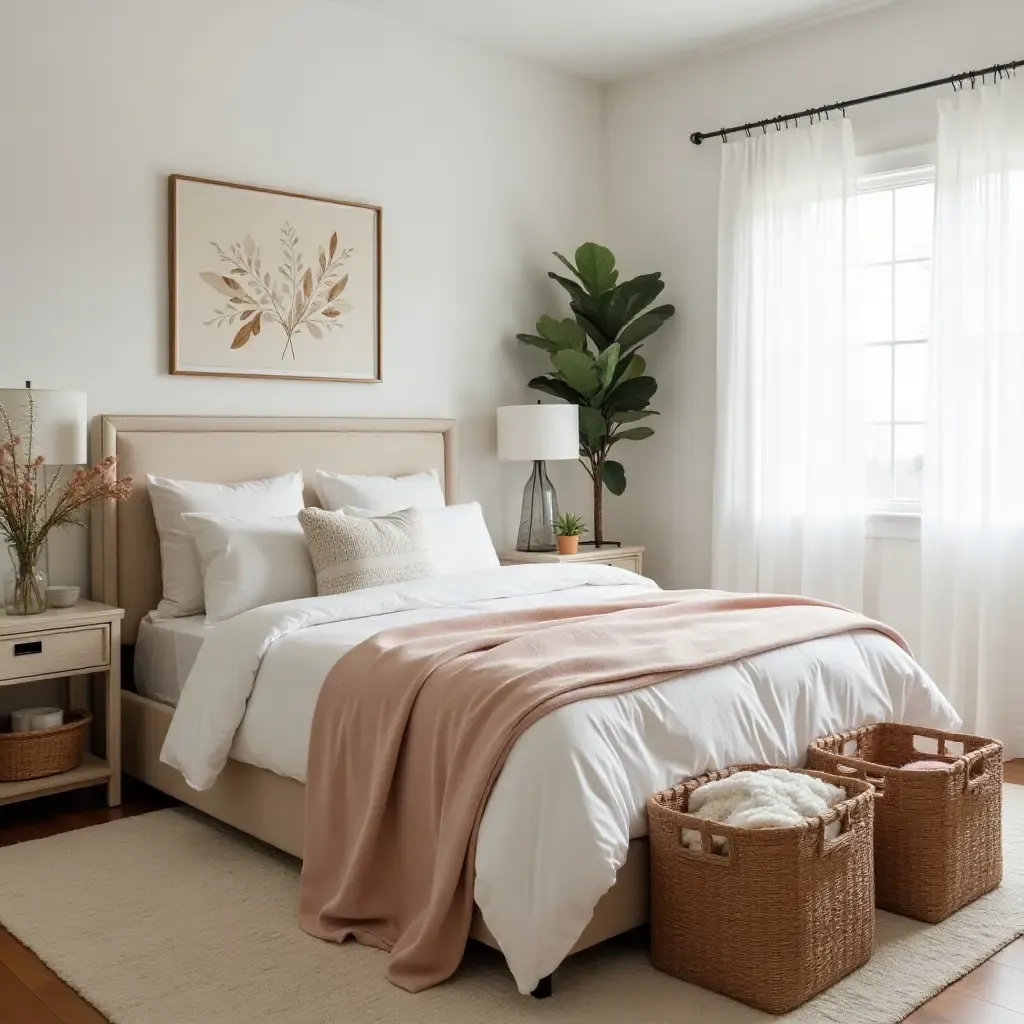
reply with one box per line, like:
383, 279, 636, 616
527, 375, 585, 405
552, 349, 600, 396
611, 426, 655, 442
578, 406, 607, 449
516, 332, 561, 355
537, 315, 586, 351
552, 251, 584, 284
604, 274, 665, 337
611, 409, 658, 424
574, 243, 618, 297
547, 271, 588, 305
602, 459, 626, 495
596, 342, 620, 391
603, 375, 657, 415
572, 307, 613, 351
617, 353, 646, 384
617, 304, 675, 353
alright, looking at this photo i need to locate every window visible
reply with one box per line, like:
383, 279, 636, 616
858, 160, 935, 512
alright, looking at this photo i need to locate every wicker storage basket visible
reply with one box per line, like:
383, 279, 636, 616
806, 723, 1002, 923
648, 765, 875, 1015
0, 711, 91, 782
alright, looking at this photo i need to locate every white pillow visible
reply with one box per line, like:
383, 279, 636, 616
147, 472, 305, 619
182, 513, 316, 623
314, 468, 445, 513
342, 502, 498, 576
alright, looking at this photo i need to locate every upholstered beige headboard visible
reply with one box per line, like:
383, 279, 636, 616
90, 416, 457, 643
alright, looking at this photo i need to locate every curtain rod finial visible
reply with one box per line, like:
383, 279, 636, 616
690, 132, 704, 145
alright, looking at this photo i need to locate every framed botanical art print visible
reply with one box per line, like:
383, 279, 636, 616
169, 174, 382, 382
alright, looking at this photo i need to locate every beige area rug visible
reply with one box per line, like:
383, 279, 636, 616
1, 789, 1022, 1024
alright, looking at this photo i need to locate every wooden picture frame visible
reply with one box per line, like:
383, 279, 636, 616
169, 175, 382, 383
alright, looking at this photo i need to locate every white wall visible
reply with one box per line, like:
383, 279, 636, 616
605, 0, 1024, 646
0, 0, 605, 587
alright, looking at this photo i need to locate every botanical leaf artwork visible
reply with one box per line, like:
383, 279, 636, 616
201, 224, 354, 359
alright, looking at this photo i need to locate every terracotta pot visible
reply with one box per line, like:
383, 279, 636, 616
557, 535, 579, 555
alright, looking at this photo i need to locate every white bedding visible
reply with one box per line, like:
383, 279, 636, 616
160, 564, 960, 994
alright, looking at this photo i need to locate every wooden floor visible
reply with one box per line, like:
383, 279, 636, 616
0, 765, 1021, 1024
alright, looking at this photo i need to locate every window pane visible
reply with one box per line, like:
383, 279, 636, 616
868, 425, 893, 502
894, 182, 935, 260
864, 344, 892, 422
894, 425, 925, 499
894, 342, 928, 421
858, 189, 894, 263
894, 261, 931, 340
862, 264, 893, 342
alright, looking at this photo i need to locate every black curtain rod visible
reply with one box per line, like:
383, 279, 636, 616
690, 57, 1023, 145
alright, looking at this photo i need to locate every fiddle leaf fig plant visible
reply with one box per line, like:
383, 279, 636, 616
517, 243, 675, 546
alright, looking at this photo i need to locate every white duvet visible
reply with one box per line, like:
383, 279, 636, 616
160, 564, 960, 994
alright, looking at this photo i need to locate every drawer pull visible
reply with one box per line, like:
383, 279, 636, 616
13, 640, 43, 657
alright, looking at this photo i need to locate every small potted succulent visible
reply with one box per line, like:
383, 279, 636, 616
554, 512, 586, 555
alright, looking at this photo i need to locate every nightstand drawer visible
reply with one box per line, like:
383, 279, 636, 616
604, 554, 642, 574
0, 625, 110, 681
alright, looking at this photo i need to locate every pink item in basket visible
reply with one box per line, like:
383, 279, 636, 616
903, 759, 950, 771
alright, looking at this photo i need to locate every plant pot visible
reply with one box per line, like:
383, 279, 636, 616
557, 535, 579, 556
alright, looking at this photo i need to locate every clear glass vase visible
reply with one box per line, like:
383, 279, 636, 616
4, 548, 47, 616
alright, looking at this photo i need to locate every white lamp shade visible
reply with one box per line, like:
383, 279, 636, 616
0, 389, 87, 465
497, 404, 579, 462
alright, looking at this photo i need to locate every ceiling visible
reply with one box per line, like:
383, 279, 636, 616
347, 0, 898, 80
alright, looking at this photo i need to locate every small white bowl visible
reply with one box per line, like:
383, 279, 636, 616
46, 585, 80, 609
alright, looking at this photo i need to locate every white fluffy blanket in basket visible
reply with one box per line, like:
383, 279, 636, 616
681, 769, 847, 851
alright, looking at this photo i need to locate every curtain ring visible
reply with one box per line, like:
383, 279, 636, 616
762, 123, 768, 134
745, 125, 751, 138
825, 107, 830, 120
721, 127, 728, 142
970, 73, 977, 89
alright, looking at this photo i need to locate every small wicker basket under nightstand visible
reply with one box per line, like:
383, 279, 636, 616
0, 710, 92, 781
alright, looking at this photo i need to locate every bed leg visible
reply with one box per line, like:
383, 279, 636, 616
531, 974, 553, 999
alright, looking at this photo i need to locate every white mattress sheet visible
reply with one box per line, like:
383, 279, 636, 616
134, 615, 211, 706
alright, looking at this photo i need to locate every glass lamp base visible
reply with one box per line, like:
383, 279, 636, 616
516, 461, 559, 552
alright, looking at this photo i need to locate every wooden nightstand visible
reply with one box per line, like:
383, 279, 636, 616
0, 601, 123, 808
499, 544, 644, 575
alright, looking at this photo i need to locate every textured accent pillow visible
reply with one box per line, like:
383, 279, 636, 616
297, 507, 435, 596
314, 469, 445, 513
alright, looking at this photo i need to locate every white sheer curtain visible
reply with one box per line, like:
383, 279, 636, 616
921, 79, 1024, 758
712, 120, 865, 608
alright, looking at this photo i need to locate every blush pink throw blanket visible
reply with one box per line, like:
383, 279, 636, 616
298, 591, 906, 991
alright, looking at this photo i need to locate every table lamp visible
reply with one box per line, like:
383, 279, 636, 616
0, 384, 87, 466
497, 403, 579, 552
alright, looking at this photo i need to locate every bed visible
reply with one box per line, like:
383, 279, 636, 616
91, 414, 960, 995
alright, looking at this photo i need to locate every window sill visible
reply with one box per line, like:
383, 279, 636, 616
866, 512, 920, 541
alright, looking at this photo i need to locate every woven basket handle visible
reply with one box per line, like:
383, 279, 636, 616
962, 748, 993, 793
817, 805, 856, 858
679, 820, 736, 867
